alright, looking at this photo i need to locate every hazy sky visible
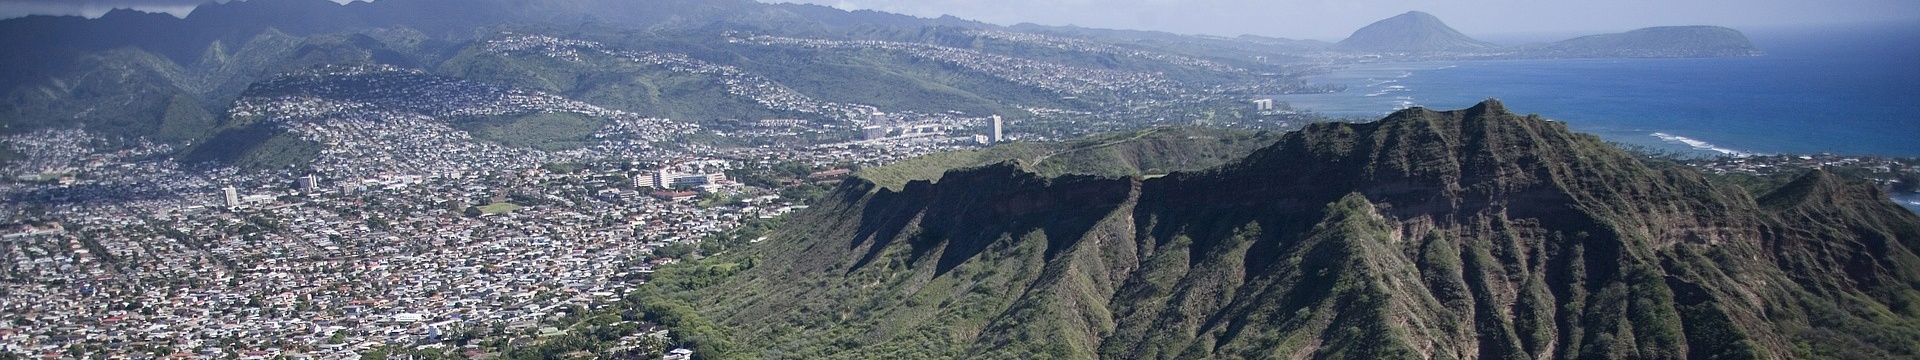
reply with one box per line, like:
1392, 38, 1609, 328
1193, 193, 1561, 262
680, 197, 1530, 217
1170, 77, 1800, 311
2, 0, 1915, 40
777, 0, 1920, 40
0, 0, 208, 19
0, 0, 360, 19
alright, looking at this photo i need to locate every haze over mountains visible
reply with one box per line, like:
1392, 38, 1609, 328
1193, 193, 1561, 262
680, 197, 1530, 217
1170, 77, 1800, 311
0, 0, 1762, 170
1521, 26, 1766, 58
1332, 11, 1762, 56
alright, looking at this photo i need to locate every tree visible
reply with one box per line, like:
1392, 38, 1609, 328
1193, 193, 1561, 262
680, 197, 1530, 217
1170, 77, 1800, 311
654, 243, 695, 259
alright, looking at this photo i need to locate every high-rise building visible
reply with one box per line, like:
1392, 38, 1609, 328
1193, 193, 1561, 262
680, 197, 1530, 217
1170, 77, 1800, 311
1252, 99, 1275, 111
862, 126, 887, 140
990, 115, 1004, 143
223, 186, 241, 208
654, 170, 672, 189
296, 175, 319, 189
670, 173, 712, 187
633, 173, 659, 189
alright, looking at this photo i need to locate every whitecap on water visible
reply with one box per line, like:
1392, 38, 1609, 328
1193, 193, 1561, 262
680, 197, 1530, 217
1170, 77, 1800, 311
1651, 132, 1751, 157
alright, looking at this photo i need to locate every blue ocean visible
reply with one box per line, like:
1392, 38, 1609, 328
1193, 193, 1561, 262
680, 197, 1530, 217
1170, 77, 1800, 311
1277, 21, 1920, 159
1275, 21, 1920, 211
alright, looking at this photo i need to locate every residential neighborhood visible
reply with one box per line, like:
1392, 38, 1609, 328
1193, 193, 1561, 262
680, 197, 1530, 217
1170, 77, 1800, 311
0, 67, 1010, 358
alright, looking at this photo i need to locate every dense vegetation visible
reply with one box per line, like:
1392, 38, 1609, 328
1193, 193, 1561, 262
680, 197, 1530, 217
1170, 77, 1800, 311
176, 122, 324, 170
640, 101, 1920, 359
0, 144, 23, 168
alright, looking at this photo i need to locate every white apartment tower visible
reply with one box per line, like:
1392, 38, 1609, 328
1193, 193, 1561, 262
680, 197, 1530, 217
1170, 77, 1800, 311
632, 173, 657, 189
222, 186, 241, 208
296, 174, 319, 189
990, 115, 1004, 143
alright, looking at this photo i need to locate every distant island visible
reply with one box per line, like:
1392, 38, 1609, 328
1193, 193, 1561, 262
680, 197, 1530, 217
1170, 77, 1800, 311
1520, 26, 1765, 58
1332, 11, 1762, 58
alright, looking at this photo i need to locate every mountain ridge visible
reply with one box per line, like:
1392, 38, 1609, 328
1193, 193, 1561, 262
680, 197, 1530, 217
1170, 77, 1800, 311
672, 100, 1920, 359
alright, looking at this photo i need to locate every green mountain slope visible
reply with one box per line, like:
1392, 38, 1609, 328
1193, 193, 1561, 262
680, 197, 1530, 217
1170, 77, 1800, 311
0, 48, 212, 143
179, 65, 666, 168
0, 26, 451, 145
674, 100, 1920, 359
436, 33, 792, 123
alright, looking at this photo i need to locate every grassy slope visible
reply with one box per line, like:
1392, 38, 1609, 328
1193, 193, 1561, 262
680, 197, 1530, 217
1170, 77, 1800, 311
461, 112, 605, 151
177, 122, 322, 170
478, 202, 522, 214
856, 126, 1281, 190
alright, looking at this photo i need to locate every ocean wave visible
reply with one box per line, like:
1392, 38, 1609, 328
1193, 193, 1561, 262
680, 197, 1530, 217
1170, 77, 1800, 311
1651, 132, 1751, 157
1364, 85, 1409, 97
1894, 194, 1920, 208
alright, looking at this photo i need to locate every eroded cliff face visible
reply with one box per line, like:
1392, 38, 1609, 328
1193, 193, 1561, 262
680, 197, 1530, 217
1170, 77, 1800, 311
707, 100, 1920, 359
